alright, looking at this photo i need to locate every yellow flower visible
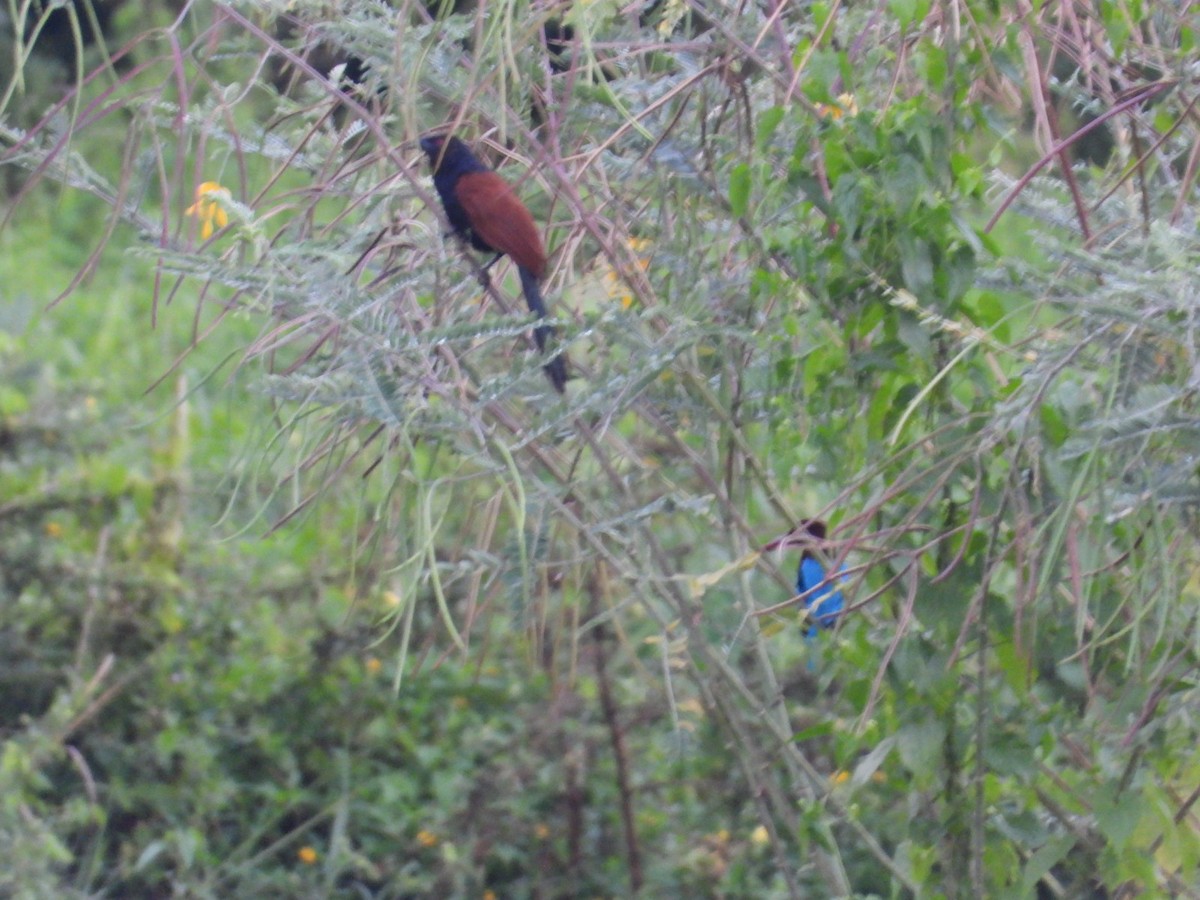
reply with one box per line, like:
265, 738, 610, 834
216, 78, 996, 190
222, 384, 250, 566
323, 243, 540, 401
483, 892, 497, 900
186, 181, 231, 239
656, 0, 686, 37
382, 590, 402, 608
416, 829, 438, 848
605, 237, 653, 309
534, 823, 550, 840
297, 846, 318, 864
816, 93, 859, 120
750, 825, 769, 845
832, 770, 851, 785
44, 521, 63, 539
365, 657, 382, 674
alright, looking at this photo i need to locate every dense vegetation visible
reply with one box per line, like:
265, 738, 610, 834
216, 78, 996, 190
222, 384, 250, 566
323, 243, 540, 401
3, 0, 1199, 896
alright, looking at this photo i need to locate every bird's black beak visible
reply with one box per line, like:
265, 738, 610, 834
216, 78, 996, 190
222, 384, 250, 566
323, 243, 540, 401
418, 135, 439, 154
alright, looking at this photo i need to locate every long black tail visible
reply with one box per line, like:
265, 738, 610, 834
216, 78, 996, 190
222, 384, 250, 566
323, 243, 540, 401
519, 266, 568, 393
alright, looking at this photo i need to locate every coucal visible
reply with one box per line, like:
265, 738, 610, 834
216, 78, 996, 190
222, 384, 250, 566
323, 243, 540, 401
419, 133, 568, 392
763, 519, 846, 638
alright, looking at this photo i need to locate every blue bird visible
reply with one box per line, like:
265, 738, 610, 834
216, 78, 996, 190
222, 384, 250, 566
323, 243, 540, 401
763, 519, 846, 638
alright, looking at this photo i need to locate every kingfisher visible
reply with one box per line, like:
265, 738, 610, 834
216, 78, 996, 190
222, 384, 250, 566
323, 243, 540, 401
762, 519, 846, 638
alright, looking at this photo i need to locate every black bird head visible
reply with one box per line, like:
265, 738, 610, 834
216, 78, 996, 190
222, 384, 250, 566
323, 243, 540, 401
762, 519, 827, 558
418, 132, 448, 158
419, 133, 487, 177
418, 132, 451, 170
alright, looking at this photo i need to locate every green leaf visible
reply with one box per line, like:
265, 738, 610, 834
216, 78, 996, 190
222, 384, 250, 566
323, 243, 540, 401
893, 840, 936, 887
899, 233, 934, 296
729, 163, 752, 217
897, 717, 946, 780
965, 289, 1005, 328
756, 106, 785, 148
1094, 791, 1143, 850
793, 720, 836, 741
1021, 835, 1076, 893
135, 840, 167, 871
890, 0, 931, 28
922, 45, 947, 91
950, 152, 983, 195
801, 49, 842, 103
1040, 403, 1068, 446
811, 2, 831, 35
851, 735, 896, 786
993, 639, 1031, 694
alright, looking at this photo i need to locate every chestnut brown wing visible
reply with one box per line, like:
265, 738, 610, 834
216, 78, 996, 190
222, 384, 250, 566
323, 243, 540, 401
454, 171, 547, 279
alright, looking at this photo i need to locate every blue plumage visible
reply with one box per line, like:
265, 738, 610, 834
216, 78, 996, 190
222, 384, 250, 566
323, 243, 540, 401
797, 553, 846, 638
764, 519, 847, 640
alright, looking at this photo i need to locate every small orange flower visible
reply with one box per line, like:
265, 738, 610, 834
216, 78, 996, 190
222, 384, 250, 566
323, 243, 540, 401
44, 521, 63, 539
186, 181, 231, 239
297, 846, 318, 864
482, 892, 497, 900
534, 823, 550, 840
365, 657, 382, 674
416, 829, 438, 848
832, 770, 851, 785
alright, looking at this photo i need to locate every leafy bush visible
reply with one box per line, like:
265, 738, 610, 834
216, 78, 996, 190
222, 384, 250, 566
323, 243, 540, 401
3, 0, 1199, 896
